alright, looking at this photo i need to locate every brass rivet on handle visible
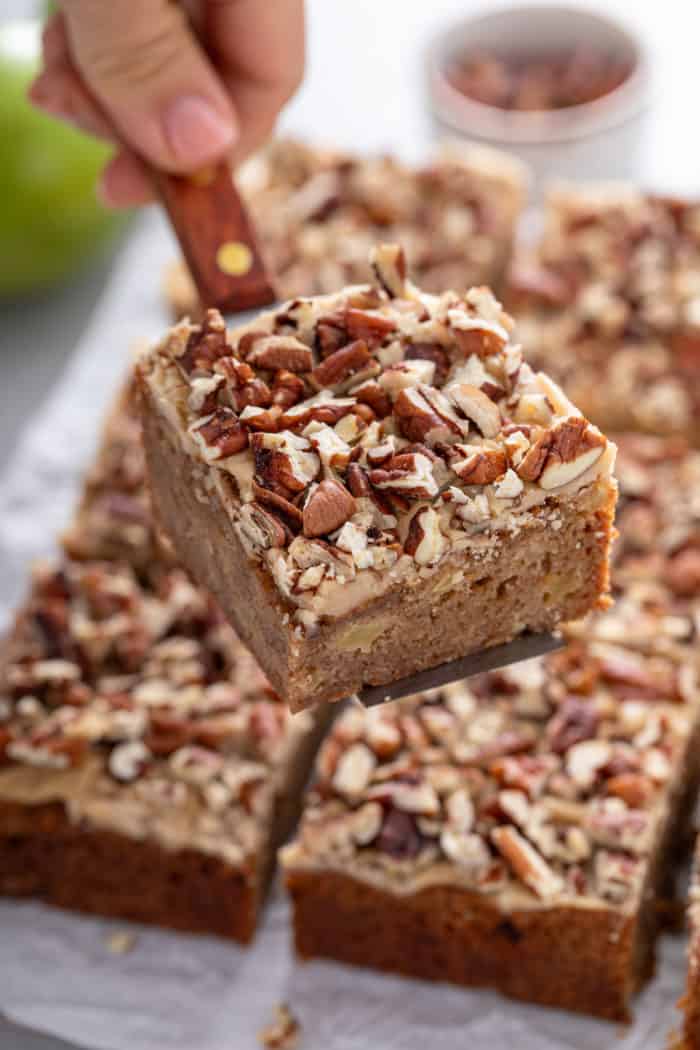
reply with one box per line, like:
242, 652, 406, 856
216, 241, 253, 276
189, 166, 216, 188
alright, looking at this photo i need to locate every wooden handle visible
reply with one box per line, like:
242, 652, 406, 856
152, 160, 278, 314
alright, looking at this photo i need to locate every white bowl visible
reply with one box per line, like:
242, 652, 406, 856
427, 5, 651, 188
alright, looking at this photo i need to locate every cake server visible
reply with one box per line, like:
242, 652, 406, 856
356, 631, 564, 708
153, 160, 567, 703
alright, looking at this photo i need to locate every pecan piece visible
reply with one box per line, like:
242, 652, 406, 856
405, 343, 450, 385
445, 383, 501, 438
228, 377, 272, 413
369, 451, 438, 499
237, 502, 290, 552
451, 445, 507, 485
238, 404, 282, 433
346, 462, 371, 497
352, 379, 392, 419
303, 479, 356, 538
245, 335, 313, 373
343, 307, 396, 346
252, 432, 320, 493
190, 408, 248, 459
546, 696, 599, 754
108, 740, 151, 782
271, 370, 306, 409
539, 417, 606, 489
370, 243, 407, 298
491, 825, 564, 900
506, 262, 574, 308
605, 773, 653, 808
311, 339, 371, 389
394, 387, 459, 445
663, 549, 700, 597
404, 506, 447, 565
177, 310, 228, 373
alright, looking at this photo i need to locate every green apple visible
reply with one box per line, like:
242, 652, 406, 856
0, 19, 125, 298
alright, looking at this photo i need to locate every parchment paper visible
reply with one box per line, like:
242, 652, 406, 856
0, 212, 690, 1050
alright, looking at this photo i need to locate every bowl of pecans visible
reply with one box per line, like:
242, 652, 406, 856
428, 5, 650, 187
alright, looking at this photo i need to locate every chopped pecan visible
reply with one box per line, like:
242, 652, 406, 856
280, 393, 356, 430
445, 383, 501, 438
404, 506, 447, 565
190, 408, 248, 459
605, 773, 653, 808
452, 322, 508, 358
491, 825, 564, 900
451, 444, 507, 485
228, 378, 272, 414
394, 387, 458, 445
315, 318, 349, 358
405, 343, 450, 385
108, 740, 151, 781
332, 742, 376, 798
546, 696, 599, 754
369, 451, 438, 499
371, 243, 407, 298
539, 417, 606, 489
252, 432, 320, 493
311, 340, 371, 390
352, 379, 392, 419
245, 335, 313, 373
506, 262, 574, 308
251, 482, 303, 529
302, 480, 356, 538
177, 310, 228, 373
346, 462, 372, 498
271, 370, 306, 409
343, 307, 397, 346
237, 503, 290, 552
663, 549, 700, 597
239, 405, 282, 432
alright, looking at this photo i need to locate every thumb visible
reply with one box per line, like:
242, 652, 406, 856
60, 0, 237, 173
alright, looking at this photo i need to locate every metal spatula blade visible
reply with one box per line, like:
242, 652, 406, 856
153, 165, 566, 707
356, 632, 565, 708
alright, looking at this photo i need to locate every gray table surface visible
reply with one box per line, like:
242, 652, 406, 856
1, 0, 699, 1046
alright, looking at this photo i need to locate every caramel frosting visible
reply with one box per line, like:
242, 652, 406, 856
142, 245, 617, 630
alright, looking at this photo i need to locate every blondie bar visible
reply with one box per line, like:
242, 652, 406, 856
507, 185, 700, 445
282, 635, 700, 1020
140, 246, 617, 711
0, 558, 328, 941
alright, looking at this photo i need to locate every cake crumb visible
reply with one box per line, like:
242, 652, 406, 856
105, 929, 137, 955
258, 1003, 300, 1049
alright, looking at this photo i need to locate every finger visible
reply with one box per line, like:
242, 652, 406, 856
60, 0, 238, 173
30, 67, 116, 141
98, 149, 154, 208
203, 0, 305, 161
31, 13, 117, 140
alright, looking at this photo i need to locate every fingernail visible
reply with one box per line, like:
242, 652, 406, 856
162, 96, 237, 166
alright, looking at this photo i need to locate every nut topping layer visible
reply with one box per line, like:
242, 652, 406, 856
507, 186, 700, 438
145, 245, 615, 627
283, 632, 698, 907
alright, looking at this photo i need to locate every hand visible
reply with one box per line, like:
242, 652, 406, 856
29, 1, 305, 208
